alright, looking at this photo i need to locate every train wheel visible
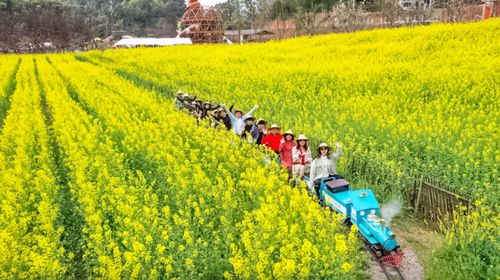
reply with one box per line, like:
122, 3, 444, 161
320, 200, 326, 208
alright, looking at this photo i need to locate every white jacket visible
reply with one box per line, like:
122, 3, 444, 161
308, 146, 342, 189
227, 106, 258, 135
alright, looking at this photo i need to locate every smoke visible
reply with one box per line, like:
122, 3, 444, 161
380, 200, 402, 227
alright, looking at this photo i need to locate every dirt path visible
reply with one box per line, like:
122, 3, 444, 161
369, 236, 423, 280
369, 216, 443, 280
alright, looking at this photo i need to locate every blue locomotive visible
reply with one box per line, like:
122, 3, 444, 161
304, 176, 403, 267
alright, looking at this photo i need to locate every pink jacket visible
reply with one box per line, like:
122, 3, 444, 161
279, 141, 296, 167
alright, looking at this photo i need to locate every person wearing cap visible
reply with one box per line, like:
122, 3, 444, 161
292, 134, 312, 179
278, 130, 296, 176
308, 142, 343, 194
210, 104, 233, 130
191, 99, 202, 118
175, 89, 184, 109
181, 93, 197, 112
181, 93, 195, 105
223, 104, 259, 135
192, 99, 209, 119
198, 101, 221, 119
255, 119, 267, 145
241, 116, 259, 143
262, 124, 283, 153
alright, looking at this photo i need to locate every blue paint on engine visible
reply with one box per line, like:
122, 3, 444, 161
309, 177, 399, 251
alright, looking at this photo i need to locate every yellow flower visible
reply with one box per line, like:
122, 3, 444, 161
341, 262, 353, 272
156, 244, 166, 254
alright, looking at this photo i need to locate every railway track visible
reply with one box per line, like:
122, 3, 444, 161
368, 247, 405, 280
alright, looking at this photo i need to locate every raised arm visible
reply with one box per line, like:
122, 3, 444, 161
225, 105, 237, 123
242, 105, 258, 120
330, 142, 343, 161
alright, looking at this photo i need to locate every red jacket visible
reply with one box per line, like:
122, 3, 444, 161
262, 133, 282, 152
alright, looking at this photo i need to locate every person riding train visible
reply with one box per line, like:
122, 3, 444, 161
223, 104, 258, 135
175, 89, 184, 109
308, 142, 343, 196
292, 134, 312, 180
278, 130, 296, 177
255, 119, 267, 145
211, 105, 233, 130
241, 116, 259, 143
262, 124, 282, 154
198, 101, 220, 119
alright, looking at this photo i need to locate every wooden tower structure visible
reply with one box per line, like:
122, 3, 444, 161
178, 0, 224, 44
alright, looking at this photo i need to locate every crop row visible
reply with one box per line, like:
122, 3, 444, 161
0, 54, 365, 278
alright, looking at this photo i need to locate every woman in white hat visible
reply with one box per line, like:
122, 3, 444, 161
308, 142, 343, 194
291, 134, 312, 180
278, 130, 296, 176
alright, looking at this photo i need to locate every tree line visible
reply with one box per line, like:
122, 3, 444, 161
0, 0, 185, 53
216, 0, 481, 38
0, 0, 481, 53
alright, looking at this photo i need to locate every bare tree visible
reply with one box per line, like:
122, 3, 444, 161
379, 0, 402, 27
441, 0, 468, 22
328, 0, 369, 32
0, 2, 89, 53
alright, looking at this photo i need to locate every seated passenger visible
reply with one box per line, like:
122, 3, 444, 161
279, 130, 296, 176
211, 105, 233, 130
223, 104, 258, 135
291, 134, 312, 180
181, 93, 194, 111
307, 142, 343, 195
175, 89, 184, 109
255, 119, 267, 145
241, 116, 259, 143
262, 124, 282, 154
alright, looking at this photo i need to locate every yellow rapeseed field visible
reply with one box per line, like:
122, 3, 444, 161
0, 19, 498, 279
0, 55, 365, 278
86, 19, 499, 201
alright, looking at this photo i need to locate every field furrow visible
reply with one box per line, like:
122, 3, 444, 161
0, 57, 21, 128
0, 57, 65, 278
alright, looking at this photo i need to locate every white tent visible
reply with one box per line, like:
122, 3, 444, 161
114, 37, 192, 48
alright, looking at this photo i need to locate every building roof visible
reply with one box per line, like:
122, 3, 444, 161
114, 37, 192, 47
224, 29, 274, 36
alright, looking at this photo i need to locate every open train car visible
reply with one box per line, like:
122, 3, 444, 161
305, 176, 403, 267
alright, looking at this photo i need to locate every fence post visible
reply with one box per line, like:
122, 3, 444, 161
413, 175, 424, 216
